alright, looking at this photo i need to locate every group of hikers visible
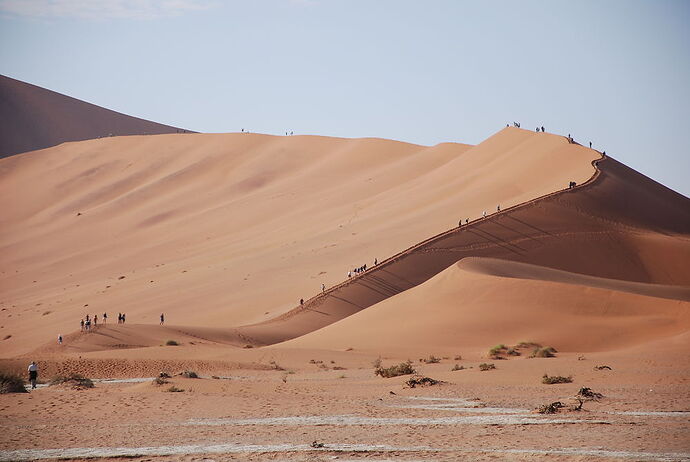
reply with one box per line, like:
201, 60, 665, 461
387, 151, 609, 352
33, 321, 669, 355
79, 312, 128, 333
348, 259, 377, 278
458, 204, 502, 227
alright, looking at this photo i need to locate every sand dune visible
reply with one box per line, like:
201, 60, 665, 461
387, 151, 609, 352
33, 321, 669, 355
0, 75, 189, 158
238, 153, 690, 348
281, 257, 690, 352
1, 127, 606, 356
1, 122, 688, 357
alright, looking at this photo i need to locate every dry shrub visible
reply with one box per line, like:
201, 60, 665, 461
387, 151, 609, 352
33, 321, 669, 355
577, 386, 603, 400
479, 363, 496, 371
166, 386, 184, 392
531, 346, 557, 358
153, 377, 169, 386
50, 373, 94, 389
451, 364, 465, 371
542, 374, 572, 384
423, 355, 441, 364
405, 375, 442, 388
181, 370, 198, 378
374, 360, 416, 378
165, 340, 179, 346
537, 401, 565, 414
0, 372, 27, 393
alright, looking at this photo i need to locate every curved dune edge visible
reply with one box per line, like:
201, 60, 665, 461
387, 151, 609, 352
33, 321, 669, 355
457, 257, 690, 302
277, 257, 690, 353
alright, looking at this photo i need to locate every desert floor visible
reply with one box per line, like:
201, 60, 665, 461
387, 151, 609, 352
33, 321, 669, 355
1, 340, 689, 462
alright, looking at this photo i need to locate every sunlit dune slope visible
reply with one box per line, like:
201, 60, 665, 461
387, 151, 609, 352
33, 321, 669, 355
281, 257, 690, 352
0, 75, 189, 158
0, 127, 599, 356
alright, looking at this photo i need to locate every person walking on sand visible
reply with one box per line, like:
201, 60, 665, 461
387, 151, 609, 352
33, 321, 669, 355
93, 314, 98, 328
122, 313, 126, 324
103, 312, 107, 324
541, 126, 545, 133
80, 319, 84, 332
374, 258, 377, 266
482, 211, 487, 218
28, 361, 38, 389
300, 298, 304, 305
160, 313, 164, 325
589, 141, 592, 148
58, 334, 62, 345
321, 283, 325, 293
497, 205, 501, 212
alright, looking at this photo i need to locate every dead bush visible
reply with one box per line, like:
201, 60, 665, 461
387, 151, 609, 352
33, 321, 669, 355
478, 363, 496, 371
537, 401, 565, 414
0, 372, 27, 393
542, 374, 572, 384
405, 375, 442, 388
374, 360, 416, 378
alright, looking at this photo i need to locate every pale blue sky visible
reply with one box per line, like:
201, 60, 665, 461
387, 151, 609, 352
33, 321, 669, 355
1, 0, 688, 196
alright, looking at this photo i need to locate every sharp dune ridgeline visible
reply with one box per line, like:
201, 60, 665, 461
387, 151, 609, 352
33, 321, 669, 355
0, 75, 191, 158
0, 78, 689, 359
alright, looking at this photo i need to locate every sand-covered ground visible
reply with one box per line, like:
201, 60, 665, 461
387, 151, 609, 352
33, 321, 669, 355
1, 86, 689, 461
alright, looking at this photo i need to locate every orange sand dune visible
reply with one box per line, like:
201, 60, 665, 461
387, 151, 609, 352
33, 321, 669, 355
236, 154, 690, 347
2, 125, 689, 357
0, 75, 189, 158
281, 257, 690, 353
1, 127, 601, 356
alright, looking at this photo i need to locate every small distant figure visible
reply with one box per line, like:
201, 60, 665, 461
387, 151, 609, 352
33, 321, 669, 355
497, 205, 501, 212
321, 283, 325, 293
347, 271, 351, 278
541, 126, 545, 132
285, 131, 288, 136
241, 128, 244, 133
58, 334, 63, 345
122, 313, 126, 324
568, 181, 577, 189
300, 298, 304, 305
589, 141, 592, 148
103, 312, 107, 324
80, 319, 85, 332
459, 220, 462, 227
465, 218, 469, 224
374, 258, 377, 265
94, 315, 98, 327
482, 211, 487, 218
536, 127, 539, 132
160, 313, 164, 325
28, 361, 38, 389
602, 151, 606, 156
290, 131, 293, 136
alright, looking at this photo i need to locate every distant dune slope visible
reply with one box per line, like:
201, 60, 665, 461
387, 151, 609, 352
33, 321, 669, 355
0, 75, 190, 158
1, 127, 604, 356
